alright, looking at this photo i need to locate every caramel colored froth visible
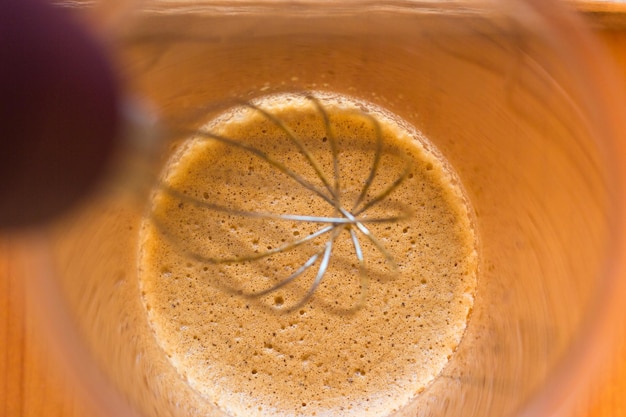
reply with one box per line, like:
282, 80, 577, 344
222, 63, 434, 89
139, 93, 478, 417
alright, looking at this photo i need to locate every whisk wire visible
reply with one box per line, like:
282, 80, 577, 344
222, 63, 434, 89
339, 207, 399, 271
351, 113, 384, 212
281, 225, 345, 313
151, 203, 336, 265
158, 181, 406, 226
151, 94, 411, 312
246, 252, 322, 298
195, 129, 335, 207
354, 159, 413, 217
308, 95, 342, 208
243, 101, 339, 203
348, 227, 369, 309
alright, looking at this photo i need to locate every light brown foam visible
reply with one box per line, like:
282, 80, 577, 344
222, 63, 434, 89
138, 92, 478, 417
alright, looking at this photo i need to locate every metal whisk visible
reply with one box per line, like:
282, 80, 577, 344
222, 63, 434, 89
146, 92, 413, 313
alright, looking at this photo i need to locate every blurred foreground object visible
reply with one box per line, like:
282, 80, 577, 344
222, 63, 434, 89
0, 0, 121, 230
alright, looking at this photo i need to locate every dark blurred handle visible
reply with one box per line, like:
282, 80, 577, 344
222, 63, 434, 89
0, 0, 121, 230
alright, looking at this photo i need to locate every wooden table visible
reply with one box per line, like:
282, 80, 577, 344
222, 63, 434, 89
2, 3, 626, 417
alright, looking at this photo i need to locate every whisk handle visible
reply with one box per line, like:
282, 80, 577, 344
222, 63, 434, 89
0, 0, 121, 230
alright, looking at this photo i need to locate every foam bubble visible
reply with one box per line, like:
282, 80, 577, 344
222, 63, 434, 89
138, 92, 478, 417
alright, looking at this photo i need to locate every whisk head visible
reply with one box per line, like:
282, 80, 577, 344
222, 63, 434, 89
144, 92, 415, 313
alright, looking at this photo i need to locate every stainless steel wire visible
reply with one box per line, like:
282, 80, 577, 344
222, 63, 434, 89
146, 93, 413, 313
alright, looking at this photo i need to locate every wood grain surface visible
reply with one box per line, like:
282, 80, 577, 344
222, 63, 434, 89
2, 4, 626, 417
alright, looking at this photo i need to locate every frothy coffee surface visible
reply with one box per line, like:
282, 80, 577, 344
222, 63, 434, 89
139, 93, 478, 417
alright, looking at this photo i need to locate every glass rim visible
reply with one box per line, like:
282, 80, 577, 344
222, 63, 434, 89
511, 0, 626, 415
25, 1, 626, 417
